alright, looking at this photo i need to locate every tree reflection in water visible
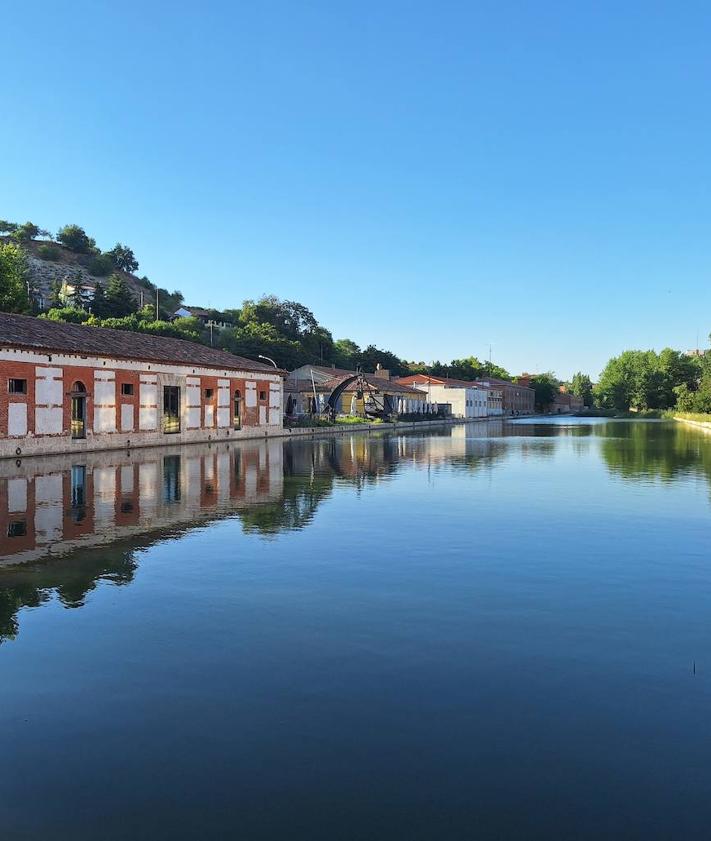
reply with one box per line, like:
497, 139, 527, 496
5, 420, 708, 643
0, 429, 512, 642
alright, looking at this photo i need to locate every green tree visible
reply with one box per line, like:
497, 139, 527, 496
56, 224, 99, 255
0, 220, 18, 235
570, 372, 594, 407
358, 344, 407, 375
11, 221, 50, 242
106, 243, 139, 273
596, 349, 699, 412
104, 273, 136, 317
528, 373, 559, 412
90, 282, 110, 318
333, 338, 361, 369
41, 307, 91, 324
0, 242, 31, 313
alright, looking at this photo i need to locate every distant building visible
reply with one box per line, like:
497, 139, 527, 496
552, 386, 584, 414
395, 374, 491, 418
478, 377, 535, 415
173, 306, 233, 329
287, 364, 431, 417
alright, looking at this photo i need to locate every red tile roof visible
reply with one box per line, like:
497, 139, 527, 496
0, 312, 280, 374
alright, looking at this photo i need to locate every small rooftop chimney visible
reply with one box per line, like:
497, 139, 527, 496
374, 364, 390, 381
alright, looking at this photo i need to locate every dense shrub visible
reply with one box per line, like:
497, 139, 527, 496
37, 244, 62, 261
87, 254, 114, 277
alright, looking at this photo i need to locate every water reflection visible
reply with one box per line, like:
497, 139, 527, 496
3, 418, 711, 645
599, 420, 711, 484
0, 425, 514, 643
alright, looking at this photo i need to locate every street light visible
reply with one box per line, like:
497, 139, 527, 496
258, 354, 278, 368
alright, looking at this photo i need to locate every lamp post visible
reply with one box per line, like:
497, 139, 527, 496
258, 354, 278, 369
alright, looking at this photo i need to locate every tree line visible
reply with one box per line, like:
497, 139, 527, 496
0, 234, 515, 376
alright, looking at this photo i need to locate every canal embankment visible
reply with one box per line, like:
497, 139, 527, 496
673, 415, 711, 433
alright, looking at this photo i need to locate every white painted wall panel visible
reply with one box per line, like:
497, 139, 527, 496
186, 457, 202, 504
35, 474, 62, 504
217, 452, 230, 501
186, 407, 201, 429
94, 406, 116, 433
259, 405, 267, 425
217, 380, 230, 406
121, 404, 134, 432
120, 465, 134, 492
204, 405, 215, 428
269, 385, 281, 409
35, 376, 63, 406
8, 403, 27, 436
217, 408, 230, 428
268, 408, 281, 426
140, 384, 158, 405
35, 407, 63, 435
93, 467, 116, 529
7, 478, 27, 513
186, 384, 201, 407
35, 366, 62, 379
94, 380, 116, 405
245, 382, 257, 408
139, 407, 158, 431
34, 504, 62, 543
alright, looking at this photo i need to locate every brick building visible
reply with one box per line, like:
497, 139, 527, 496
476, 377, 535, 415
0, 313, 283, 458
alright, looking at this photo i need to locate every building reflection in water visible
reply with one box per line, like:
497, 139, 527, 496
0, 422, 519, 642
0, 422, 527, 569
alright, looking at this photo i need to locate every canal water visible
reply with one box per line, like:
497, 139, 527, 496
1, 419, 710, 840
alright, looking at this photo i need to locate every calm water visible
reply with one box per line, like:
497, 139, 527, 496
2, 419, 711, 840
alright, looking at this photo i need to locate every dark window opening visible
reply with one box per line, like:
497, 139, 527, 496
204, 388, 214, 399
7, 520, 26, 537
259, 391, 267, 401
121, 383, 134, 396
163, 386, 181, 434
8, 378, 27, 394
120, 500, 134, 514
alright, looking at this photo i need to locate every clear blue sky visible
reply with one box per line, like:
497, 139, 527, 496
4, 1, 711, 378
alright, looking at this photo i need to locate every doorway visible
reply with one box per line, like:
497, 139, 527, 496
233, 389, 241, 430
163, 386, 181, 433
71, 382, 87, 439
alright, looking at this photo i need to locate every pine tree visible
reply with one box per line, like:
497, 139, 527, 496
91, 282, 109, 318
104, 273, 136, 317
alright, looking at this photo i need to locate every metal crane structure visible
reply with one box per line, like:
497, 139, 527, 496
320, 371, 394, 423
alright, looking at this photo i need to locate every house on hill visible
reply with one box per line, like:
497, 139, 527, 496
173, 306, 234, 329
0, 312, 283, 458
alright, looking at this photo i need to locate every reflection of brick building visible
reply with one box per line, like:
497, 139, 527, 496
0, 312, 284, 458
0, 440, 284, 566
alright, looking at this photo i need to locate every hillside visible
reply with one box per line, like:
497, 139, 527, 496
0, 236, 150, 310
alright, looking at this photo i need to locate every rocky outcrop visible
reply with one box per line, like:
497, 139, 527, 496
1, 237, 148, 309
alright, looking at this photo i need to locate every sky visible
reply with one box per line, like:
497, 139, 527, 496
3, 1, 711, 379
